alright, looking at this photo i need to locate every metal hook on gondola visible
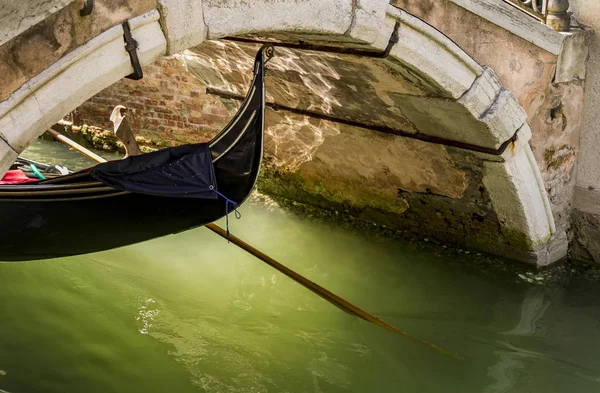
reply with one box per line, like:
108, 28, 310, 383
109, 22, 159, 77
80, 0, 94, 16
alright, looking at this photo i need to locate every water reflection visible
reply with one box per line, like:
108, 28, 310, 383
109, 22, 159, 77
484, 288, 551, 392
505, 288, 551, 337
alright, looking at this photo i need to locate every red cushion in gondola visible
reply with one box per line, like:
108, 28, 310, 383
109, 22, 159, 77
0, 170, 37, 184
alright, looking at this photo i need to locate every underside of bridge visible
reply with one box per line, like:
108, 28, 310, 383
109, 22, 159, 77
0, 0, 592, 266
173, 37, 557, 265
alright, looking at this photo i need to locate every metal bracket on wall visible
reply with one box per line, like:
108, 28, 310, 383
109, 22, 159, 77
122, 21, 144, 80
225, 22, 400, 58
80, 0, 94, 16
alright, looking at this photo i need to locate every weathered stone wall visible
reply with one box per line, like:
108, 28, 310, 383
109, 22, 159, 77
259, 109, 521, 257
393, 0, 586, 254
568, 0, 600, 262
76, 56, 229, 146
572, 188, 600, 263
570, 0, 600, 191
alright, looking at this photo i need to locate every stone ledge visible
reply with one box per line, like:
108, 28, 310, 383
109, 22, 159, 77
448, 0, 566, 55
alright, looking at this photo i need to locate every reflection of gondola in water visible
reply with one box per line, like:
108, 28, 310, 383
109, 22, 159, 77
0, 45, 274, 261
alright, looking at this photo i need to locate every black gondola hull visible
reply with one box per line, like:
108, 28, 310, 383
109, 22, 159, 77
0, 46, 271, 261
0, 194, 225, 260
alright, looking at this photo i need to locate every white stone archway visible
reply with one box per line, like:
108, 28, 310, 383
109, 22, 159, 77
0, 1, 563, 264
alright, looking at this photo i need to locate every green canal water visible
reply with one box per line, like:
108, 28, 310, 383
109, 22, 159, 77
1, 139, 600, 393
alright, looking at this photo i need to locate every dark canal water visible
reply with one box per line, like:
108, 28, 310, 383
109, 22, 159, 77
1, 139, 600, 393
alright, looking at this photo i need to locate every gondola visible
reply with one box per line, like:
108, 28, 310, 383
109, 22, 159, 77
0, 45, 273, 261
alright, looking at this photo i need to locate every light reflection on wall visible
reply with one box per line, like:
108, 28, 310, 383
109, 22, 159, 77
175, 41, 255, 95
266, 47, 342, 114
176, 41, 347, 170
265, 113, 340, 171
177, 42, 345, 116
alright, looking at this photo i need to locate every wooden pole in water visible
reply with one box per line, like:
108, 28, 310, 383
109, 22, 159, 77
205, 223, 463, 360
46, 127, 462, 360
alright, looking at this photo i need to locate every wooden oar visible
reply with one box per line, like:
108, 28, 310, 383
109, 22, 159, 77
46, 128, 106, 164
205, 223, 463, 360
46, 127, 463, 360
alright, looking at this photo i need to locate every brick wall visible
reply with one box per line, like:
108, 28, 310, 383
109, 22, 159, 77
76, 56, 234, 147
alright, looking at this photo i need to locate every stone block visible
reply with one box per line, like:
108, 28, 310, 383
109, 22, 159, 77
129, 11, 169, 66
572, 209, 600, 264
458, 67, 527, 148
469, 123, 532, 162
479, 89, 527, 144
387, 6, 482, 99
345, 0, 392, 47
482, 145, 557, 258
0, 0, 72, 46
0, 0, 157, 103
457, 66, 503, 116
555, 28, 592, 83
158, 0, 208, 55
572, 185, 600, 264
203, 0, 353, 39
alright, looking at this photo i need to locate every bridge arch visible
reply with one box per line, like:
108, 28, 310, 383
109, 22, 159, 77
0, 1, 560, 264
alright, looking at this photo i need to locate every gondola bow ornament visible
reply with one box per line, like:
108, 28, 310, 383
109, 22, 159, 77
0, 45, 273, 261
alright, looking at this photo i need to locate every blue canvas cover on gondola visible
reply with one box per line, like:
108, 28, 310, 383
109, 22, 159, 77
91, 143, 218, 199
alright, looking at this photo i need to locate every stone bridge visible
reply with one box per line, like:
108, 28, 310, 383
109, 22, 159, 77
1, 0, 597, 266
